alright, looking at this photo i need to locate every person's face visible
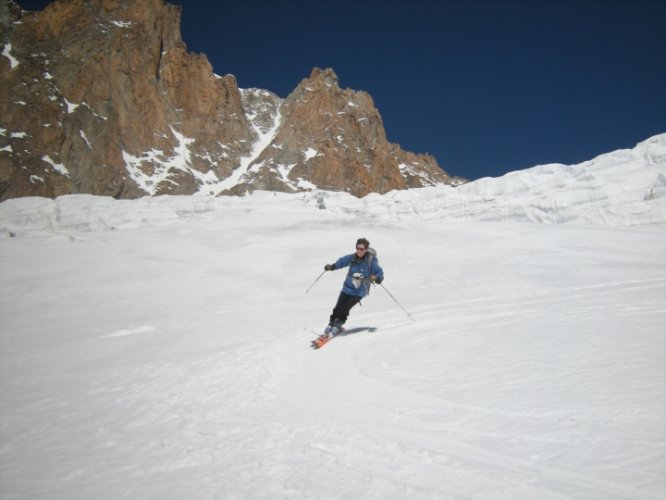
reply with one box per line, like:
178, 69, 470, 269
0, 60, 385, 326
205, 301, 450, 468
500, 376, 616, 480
356, 244, 367, 257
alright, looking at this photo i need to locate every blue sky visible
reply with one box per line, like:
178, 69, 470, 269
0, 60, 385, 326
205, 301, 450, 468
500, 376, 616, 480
20, 0, 666, 180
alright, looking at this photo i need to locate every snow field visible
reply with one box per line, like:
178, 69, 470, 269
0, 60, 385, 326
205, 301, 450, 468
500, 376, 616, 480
1, 194, 665, 499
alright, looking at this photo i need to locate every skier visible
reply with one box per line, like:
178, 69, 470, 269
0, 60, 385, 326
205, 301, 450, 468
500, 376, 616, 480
322, 237, 384, 337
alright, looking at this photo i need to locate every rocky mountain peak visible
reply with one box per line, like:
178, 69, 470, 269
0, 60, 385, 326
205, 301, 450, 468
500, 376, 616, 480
307, 67, 339, 86
0, 1, 463, 201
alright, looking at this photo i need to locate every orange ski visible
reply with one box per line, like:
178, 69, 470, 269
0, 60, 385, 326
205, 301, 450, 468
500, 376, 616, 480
311, 334, 332, 349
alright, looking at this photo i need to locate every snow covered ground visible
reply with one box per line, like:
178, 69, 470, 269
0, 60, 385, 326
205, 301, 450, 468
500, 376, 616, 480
321, 133, 666, 226
1, 190, 665, 500
1, 134, 666, 499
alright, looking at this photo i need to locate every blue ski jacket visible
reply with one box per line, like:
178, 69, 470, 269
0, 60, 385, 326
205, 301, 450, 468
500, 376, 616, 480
333, 253, 384, 297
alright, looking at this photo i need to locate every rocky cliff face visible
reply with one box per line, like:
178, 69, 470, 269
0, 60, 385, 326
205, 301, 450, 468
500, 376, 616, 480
230, 68, 460, 197
0, 0, 464, 201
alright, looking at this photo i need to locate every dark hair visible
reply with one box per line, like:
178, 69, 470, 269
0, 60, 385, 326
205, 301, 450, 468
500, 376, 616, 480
356, 237, 370, 249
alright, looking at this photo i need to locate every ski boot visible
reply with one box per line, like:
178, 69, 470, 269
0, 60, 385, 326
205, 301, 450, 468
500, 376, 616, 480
329, 319, 344, 337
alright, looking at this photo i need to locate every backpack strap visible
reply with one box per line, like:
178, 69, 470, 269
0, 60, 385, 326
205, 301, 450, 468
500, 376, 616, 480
364, 252, 374, 295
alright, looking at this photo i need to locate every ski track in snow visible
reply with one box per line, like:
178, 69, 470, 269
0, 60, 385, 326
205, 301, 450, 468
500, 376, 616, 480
104, 325, 158, 338
1, 194, 665, 499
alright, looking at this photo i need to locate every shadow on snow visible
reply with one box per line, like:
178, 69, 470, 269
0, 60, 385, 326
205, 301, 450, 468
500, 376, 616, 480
338, 326, 378, 337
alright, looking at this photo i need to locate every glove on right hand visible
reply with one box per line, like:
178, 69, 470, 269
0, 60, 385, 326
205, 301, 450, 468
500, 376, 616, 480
324, 264, 335, 271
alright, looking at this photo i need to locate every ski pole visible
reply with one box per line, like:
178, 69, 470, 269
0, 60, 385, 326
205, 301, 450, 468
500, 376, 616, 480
305, 270, 326, 294
379, 283, 415, 322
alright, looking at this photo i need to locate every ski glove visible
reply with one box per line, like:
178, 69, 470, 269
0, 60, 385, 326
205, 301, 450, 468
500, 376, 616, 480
370, 274, 382, 284
324, 264, 336, 271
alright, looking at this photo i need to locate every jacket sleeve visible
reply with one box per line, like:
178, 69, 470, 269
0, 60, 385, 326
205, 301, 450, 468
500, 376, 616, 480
372, 259, 384, 281
335, 254, 354, 270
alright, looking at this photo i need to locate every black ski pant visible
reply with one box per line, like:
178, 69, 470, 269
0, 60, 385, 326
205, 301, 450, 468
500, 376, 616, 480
329, 292, 362, 326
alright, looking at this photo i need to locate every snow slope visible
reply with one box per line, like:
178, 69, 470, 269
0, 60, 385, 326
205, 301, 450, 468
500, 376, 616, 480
1, 135, 666, 499
1, 189, 666, 499
316, 133, 666, 226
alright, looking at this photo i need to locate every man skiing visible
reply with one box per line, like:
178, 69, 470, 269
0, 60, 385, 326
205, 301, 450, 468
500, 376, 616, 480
322, 237, 384, 338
